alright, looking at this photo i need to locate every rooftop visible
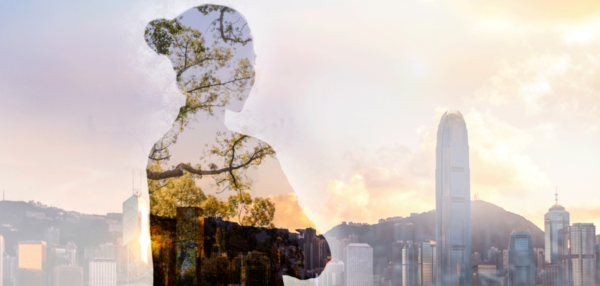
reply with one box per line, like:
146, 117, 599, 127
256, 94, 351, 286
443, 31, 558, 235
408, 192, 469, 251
347, 243, 372, 248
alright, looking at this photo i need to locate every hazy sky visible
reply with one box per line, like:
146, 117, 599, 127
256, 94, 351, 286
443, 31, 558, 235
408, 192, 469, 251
2, 0, 600, 233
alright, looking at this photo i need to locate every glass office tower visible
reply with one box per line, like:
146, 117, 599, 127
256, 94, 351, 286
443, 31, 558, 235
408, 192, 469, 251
435, 110, 472, 286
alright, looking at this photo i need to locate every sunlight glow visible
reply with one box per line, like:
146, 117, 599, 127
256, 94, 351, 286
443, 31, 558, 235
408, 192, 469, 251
138, 197, 151, 264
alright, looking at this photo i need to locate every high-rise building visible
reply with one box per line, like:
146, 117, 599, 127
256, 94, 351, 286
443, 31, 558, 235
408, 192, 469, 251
435, 110, 472, 286
304, 227, 317, 270
18, 240, 47, 286
44, 227, 60, 246
487, 247, 503, 282
319, 259, 344, 286
472, 262, 499, 286
373, 274, 381, 286
65, 242, 77, 267
419, 241, 436, 286
346, 243, 373, 286
545, 191, 570, 264
542, 264, 559, 286
533, 248, 545, 271
121, 193, 151, 284
0, 235, 3, 286
3, 256, 17, 286
472, 252, 482, 263
98, 243, 117, 260
507, 230, 535, 286
54, 266, 83, 286
89, 259, 116, 286
596, 235, 600, 286
391, 241, 404, 286
560, 223, 596, 286
402, 242, 418, 286
329, 238, 342, 261
240, 251, 270, 286
503, 250, 509, 273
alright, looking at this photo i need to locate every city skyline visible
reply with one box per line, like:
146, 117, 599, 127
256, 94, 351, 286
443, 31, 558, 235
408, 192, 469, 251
3, 0, 600, 235
2, 188, 600, 286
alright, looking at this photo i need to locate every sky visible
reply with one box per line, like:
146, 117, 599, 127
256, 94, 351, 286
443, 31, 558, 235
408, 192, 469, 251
2, 0, 600, 234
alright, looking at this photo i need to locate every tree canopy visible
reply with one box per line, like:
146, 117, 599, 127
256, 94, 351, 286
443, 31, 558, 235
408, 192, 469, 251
145, 5, 275, 228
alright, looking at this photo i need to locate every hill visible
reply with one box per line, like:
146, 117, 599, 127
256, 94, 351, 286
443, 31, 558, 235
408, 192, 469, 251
323, 199, 544, 274
0, 200, 121, 257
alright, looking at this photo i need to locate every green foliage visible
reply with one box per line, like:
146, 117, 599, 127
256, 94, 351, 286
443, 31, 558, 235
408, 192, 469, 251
243, 197, 276, 229
145, 5, 276, 232
197, 5, 252, 46
148, 162, 206, 218
144, 18, 184, 55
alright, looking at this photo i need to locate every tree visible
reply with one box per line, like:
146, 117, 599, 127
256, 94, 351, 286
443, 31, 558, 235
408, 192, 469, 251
145, 5, 276, 227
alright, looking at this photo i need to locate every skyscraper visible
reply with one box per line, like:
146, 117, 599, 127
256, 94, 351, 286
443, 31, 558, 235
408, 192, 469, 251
561, 223, 596, 286
346, 243, 373, 286
402, 242, 418, 286
89, 259, 116, 286
18, 240, 47, 286
44, 227, 60, 246
507, 230, 535, 286
391, 241, 404, 286
545, 191, 570, 264
596, 234, 600, 286
320, 259, 344, 286
435, 110, 472, 286
121, 193, 151, 284
54, 266, 83, 286
0, 235, 3, 286
419, 241, 437, 286
304, 227, 317, 270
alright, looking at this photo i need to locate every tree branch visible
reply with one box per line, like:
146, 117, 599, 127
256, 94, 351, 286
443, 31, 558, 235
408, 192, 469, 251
185, 76, 251, 93
146, 145, 270, 181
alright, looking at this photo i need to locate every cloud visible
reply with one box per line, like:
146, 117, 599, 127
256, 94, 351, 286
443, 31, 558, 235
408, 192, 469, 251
269, 192, 316, 231
461, 109, 550, 198
288, 107, 552, 232
451, 0, 600, 25
475, 54, 600, 117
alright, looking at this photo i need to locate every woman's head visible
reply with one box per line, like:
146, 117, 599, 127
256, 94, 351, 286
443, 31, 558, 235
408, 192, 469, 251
144, 5, 256, 128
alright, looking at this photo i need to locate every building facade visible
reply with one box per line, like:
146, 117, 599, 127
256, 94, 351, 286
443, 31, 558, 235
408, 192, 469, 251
18, 240, 47, 286
545, 199, 570, 264
435, 110, 472, 286
54, 266, 83, 286
89, 259, 116, 286
402, 242, 418, 286
346, 243, 373, 286
508, 230, 535, 286
391, 241, 404, 286
560, 223, 596, 286
542, 264, 559, 286
472, 262, 499, 286
419, 241, 436, 286
0, 235, 3, 286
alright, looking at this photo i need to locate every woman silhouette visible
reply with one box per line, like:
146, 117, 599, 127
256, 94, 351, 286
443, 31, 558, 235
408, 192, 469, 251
144, 5, 316, 286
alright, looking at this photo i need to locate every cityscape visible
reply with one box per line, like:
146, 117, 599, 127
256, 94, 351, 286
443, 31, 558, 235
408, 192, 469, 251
0, 110, 598, 286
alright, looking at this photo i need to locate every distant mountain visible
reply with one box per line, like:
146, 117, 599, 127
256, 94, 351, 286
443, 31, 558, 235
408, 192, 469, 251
323, 199, 544, 274
0, 200, 120, 257
0, 200, 297, 257
470, 200, 544, 253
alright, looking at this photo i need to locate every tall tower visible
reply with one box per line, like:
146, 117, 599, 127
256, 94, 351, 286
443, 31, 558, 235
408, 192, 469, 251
545, 189, 570, 264
0, 235, 3, 286
345, 243, 374, 286
435, 110, 472, 286
508, 230, 535, 286
562, 223, 596, 286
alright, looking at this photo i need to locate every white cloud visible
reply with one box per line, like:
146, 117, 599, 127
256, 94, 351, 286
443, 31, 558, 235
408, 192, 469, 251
475, 54, 600, 116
